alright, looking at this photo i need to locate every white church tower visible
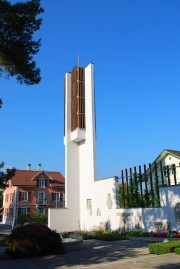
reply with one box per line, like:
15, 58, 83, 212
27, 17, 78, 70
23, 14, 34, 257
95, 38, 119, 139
64, 63, 96, 229
49, 63, 119, 232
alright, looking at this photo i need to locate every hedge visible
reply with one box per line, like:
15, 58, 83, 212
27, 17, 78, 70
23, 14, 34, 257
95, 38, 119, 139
148, 241, 180, 255
175, 247, 180, 255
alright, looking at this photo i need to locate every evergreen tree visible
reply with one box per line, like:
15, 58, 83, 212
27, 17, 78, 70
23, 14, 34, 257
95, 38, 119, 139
0, 0, 44, 86
0, 161, 16, 189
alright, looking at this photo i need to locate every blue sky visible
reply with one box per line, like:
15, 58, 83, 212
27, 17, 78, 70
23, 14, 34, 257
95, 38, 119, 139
1, 0, 180, 179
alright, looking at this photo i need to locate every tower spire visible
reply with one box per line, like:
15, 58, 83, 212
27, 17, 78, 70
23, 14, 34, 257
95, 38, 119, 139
77, 53, 80, 67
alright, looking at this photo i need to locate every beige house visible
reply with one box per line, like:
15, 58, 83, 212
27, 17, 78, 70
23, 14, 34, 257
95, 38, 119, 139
149, 149, 180, 186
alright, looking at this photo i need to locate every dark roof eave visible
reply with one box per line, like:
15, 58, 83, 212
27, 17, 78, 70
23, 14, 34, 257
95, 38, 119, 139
12, 184, 36, 187
51, 185, 64, 188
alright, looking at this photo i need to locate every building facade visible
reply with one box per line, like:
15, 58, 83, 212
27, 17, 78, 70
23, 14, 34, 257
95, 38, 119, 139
3, 164, 65, 226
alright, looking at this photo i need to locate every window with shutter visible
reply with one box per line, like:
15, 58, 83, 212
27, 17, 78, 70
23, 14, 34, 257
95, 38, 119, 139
18, 208, 21, 216
28, 192, 31, 201
19, 192, 22, 201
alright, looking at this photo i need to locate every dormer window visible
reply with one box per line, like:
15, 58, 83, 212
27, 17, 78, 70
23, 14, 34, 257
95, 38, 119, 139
39, 178, 45, 188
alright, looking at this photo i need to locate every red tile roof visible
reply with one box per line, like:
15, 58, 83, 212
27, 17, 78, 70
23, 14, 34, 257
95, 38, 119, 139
10, 170, 64, 187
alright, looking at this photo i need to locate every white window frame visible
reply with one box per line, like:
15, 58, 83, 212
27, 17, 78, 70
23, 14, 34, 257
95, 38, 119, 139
22, 192, 28, 201
21, 208, 28, 214
38, 207, 46, 215
39, 178, 45, 188
54, 192, 60, 201
38, 191, 45, 201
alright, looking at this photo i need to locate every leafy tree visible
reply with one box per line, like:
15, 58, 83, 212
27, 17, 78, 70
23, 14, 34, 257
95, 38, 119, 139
0, 161, 16, 189
0, 0, 44, 86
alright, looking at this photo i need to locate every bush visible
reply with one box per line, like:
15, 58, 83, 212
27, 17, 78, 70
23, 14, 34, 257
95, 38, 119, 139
125, 231, 150, 237
93, 230, 127, 241
0, 234, 9, 246
6, 223, 64, 258
173, 234, 180, 238
17, 213, 48, 225
175, 247, 180, 255
32, 213, 48, 224
153, 232, 168, 238
148, 241, 180, 255
17, 213, 30, 225
62, 230, 128, 241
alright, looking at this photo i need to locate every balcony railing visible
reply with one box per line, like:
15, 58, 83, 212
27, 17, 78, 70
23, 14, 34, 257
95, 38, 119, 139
37, 199, 47, 205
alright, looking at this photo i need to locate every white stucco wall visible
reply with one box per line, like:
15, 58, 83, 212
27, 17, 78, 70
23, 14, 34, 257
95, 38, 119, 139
159, 185, 180, 231
49, 184, 180, 233
48, 208, 81, 232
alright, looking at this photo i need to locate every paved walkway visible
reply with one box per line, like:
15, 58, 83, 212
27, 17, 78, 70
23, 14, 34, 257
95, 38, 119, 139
0, 224, 180, 269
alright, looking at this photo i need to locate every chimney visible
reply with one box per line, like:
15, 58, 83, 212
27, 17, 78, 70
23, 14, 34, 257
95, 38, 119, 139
27, 164, 31, 170
37, 163, 42, 171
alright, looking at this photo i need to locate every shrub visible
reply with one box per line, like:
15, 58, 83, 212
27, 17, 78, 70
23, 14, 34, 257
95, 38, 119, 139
61, 230, 128, 241
6, 223, 64, 258
174, 234, 180, 238
32, 213, 48, 224
148, 241, 180, 255
93, 230, 125, 241
0, 234, 9, 246
125, 231, 150, 237
17, 213, 31, 225
17, 213, 48, 225
175, 247, 180, 255
153, 232, 168, 238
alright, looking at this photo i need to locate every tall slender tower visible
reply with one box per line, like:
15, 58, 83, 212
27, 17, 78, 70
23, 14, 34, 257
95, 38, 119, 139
64, 63, 96, 229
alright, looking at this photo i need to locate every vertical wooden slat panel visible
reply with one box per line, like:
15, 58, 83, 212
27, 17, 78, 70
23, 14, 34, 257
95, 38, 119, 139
160, 161, 164, 186
130, 167, 133, 204
134, 166, 139, 206
167, 166, 170, 186
139, 165, 143, 207
125, 168, 129, 206
144, 164, 149, 207
71, 66, 85, 131
121, 170, 125, 208
154, 162, 160, 207
149, 163, 154, 207
173, 165, 177, 185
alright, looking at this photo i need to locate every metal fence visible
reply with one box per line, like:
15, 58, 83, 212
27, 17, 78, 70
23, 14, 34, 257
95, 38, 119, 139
118, 162, 180, 208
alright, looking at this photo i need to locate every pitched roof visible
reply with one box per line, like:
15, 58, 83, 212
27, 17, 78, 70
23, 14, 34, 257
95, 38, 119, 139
10, 169, 64, 187
163, 149, 180, 158
154, 149, 180, 163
